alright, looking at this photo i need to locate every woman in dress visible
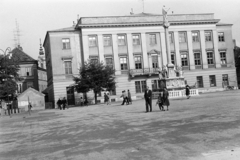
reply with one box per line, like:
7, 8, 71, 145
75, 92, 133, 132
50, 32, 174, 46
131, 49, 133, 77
163, 87, 170, 111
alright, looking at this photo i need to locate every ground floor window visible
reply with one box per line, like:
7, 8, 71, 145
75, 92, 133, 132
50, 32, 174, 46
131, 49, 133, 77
209, 75, 216, 87
222, 74, 229, 86
135, 81, 146, 93
196, 76, 204, 88
66, 87, 75, 105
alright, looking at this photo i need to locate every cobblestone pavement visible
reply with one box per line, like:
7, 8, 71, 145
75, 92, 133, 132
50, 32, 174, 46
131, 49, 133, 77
1, 90, 240, 160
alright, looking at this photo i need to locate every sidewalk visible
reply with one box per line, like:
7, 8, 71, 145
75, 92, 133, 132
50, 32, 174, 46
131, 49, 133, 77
1, 90, 240, 160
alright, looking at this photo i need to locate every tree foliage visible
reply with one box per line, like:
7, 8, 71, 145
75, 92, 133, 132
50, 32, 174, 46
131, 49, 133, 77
73, 60, 116, 104
0, 55, 20, 100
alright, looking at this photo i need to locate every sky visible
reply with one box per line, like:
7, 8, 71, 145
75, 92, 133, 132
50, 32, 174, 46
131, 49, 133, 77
1, 0, 240, 59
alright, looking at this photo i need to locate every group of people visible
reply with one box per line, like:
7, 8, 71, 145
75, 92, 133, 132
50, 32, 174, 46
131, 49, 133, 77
120, 90, 132, 105
144, 84, 191, 113
80, 96, 88, 106
144, 86, 170, 112
56, 97, 68, 110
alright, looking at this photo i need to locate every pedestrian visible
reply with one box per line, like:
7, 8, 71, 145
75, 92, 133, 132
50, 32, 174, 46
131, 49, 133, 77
144, 86, 152, 112
104, 93, 109, 105
28, 102, 32, 115
163, 87, 170, 111
80, 97, 84, 106
156, 90, 164, 111
127, 90, 132, 104
186, 85, 191, 99
120, 90, 129, 105
107, 93, 111, 105
62, 97, 67, 110
83, 96, 88, 106
57, 98, 62, 110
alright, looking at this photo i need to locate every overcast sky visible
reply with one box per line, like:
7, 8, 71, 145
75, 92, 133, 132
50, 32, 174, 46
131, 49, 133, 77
1, 0, 240, 59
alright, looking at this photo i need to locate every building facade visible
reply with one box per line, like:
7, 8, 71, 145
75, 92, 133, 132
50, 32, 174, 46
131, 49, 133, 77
43, 13, 237, 107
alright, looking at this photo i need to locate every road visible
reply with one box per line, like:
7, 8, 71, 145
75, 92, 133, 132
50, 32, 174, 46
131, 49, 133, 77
1, 90, 240, 160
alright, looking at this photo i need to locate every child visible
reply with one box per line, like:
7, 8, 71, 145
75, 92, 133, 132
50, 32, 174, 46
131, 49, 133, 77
156, 92, 165, 111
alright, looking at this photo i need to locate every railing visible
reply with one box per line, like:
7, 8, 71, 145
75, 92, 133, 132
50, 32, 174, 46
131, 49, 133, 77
129, 68, 159, 77
152, 89, 199, 99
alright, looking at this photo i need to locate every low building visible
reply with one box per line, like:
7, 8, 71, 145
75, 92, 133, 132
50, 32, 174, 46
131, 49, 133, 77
43, 12, 237, 107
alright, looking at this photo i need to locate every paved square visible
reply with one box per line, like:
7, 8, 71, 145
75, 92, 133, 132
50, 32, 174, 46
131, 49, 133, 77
1, 90, 240, 160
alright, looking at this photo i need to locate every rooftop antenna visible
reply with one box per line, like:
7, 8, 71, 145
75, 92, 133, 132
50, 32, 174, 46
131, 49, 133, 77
142, 0, 145, 13
13, 19, 21, 47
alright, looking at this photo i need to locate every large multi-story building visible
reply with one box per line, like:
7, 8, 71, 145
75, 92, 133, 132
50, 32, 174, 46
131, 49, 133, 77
43, 13, 237, 107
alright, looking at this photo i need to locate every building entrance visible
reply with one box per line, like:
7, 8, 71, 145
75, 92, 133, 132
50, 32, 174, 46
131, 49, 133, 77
66, 87, 75, 105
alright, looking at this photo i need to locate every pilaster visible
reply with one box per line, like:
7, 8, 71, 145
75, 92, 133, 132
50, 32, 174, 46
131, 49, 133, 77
112, 34, 121, 75
126, 33, 134, 69
187, 31, 195, 70
82, 35, 89, 62
97, 34, 105, 64
141, 32, 149, 68
200, 30, 208, 69
213, 30, 221, 68
173, 31, 181, 66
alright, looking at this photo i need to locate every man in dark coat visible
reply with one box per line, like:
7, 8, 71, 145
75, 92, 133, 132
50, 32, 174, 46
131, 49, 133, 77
185, 85, 191, 99
57, 98, 62, 110
144, 86, 152, 112
62, 97, 67, 110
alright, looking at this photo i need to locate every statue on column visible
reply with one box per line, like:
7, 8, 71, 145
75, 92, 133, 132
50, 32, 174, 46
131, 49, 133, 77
162, 6, 170, 28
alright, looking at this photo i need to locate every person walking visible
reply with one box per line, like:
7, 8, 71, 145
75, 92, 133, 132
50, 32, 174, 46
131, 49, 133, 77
127, 90, 132, 105
62, 97, 67, 110
104, 93, 109, 105
163, 87, 170, 111
28, 102, 32, 115
107, 93, 111, 105
156, 90, 164, 111
84, 95, 89, 106
120, 90, 129, 105
57, 98, 62, 110
144, 86, 152, 112
185, 85, 191, 99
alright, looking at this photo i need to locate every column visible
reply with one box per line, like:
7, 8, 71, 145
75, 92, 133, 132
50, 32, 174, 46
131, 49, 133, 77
112, 34, 121, 75
213, 30, 221, 68
160, 32, 168, 66
158, 54, 162, 68
126, 33, 134, 69
187, 31, 195, 70
199, 30, 208, 69
97, 34, 105, 64
173, 31, 181, 66
82, 35, 89, 62
141, 33, 149, 68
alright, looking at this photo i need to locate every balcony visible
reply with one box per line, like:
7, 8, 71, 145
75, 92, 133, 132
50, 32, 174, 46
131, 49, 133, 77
129, 68, 159, 77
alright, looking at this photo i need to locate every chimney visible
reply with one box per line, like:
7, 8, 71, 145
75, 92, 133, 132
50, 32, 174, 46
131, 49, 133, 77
18, 45, 23, 51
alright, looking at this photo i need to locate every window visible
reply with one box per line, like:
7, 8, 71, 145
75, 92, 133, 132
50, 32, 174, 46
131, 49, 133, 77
134, 56, 142, 69
192, 32, 199, 42
218, 32, 225, 42
25, 67, 32, 76
135, 81, 146, 93
171, 53, 175, 65
120, 57, 128, 70
169, 32, 174, 43
62, 38, 70, 49
209, 75, 216, 87
103, 35, 112, 46
196, 76, 204, 88
152, 56, 158, 68
118, 35, 126, 45
27, 82, 33, 88
90, 58, 99, 64
149, 34, 157, 45
89, 36, 97, 47
181, 53, 188, 66
207, 52, 214, 64
64, 61, 72, 74
179, 32, 186, 43
222, 74, 229, 86
106, 58, 113, 69
151, 80, 160, 92
220, 51, 227, 64
132, 34, 140, 45
205, 32, 212, 41
194, 53, 201, 65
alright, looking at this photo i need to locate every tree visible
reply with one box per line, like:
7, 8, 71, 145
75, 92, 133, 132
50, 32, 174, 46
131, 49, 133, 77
73, 60, 116, 104
0, 54, 20, 100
